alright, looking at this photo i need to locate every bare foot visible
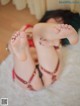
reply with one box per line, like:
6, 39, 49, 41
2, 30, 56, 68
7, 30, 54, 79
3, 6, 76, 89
33, 23, 60, 40
8, 31, 27, 61
33, 23, 78, 45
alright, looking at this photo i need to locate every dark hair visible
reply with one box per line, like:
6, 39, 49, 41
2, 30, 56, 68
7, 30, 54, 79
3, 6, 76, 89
39, 9, 80, 46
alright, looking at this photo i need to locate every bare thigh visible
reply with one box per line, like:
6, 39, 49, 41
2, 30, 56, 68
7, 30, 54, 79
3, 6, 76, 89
33, 36, 60, 86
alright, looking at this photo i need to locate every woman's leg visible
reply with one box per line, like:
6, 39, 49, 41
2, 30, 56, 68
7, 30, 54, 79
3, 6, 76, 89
8, 31, 43, 90
34, 36, 60, 87
32, 23, 78, 87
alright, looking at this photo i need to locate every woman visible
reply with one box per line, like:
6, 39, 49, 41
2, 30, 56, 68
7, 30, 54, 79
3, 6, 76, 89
8, 9, 79, 91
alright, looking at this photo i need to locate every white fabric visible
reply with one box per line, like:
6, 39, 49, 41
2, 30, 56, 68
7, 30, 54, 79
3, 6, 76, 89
0, 0, 80, 19
12, 0, 27, 10
27, 0, 46, 19
0, 30, 80, 106
0, 0, 10, 5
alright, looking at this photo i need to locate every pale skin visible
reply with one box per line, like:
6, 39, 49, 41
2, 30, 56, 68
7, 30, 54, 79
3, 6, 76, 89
8, 19, 79, 90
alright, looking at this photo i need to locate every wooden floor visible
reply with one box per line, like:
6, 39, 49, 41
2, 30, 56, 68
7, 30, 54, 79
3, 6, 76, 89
0, 2, 37, 63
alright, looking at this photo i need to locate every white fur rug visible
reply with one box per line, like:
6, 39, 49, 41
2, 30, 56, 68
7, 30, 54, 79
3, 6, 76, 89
0, 31, 80, 106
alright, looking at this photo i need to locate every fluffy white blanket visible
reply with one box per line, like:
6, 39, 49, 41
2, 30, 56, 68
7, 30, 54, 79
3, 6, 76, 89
0, 31, 80, 106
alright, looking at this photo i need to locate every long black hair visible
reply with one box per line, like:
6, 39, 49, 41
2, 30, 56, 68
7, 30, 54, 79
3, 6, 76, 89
39, 9, 80, 46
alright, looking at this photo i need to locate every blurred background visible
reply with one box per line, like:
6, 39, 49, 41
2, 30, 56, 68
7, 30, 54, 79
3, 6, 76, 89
0, 0, 80, 63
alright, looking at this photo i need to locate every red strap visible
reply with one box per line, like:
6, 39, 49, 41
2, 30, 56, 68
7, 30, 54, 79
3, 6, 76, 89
12, 69, 36, 91
12, 68, 36, 84
27, 38, 35, 47
12, 70, 15, 81
39, 60, 60, 84
22, 24, 35, 47
54, 46, 59, 49
40, 59, 60, 75
23, 24, 33, 32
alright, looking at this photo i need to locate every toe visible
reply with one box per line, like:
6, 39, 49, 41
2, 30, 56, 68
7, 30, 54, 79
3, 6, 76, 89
11, 34, 19, 46
11, 31, 19, 41
11, 35, 15, 43
15, 31, 20, 37
68, 25, 75, 31
11, 38, 15, 45
60, 24, 65, 28
60, 24, 69, 30
64, 24, 69, 28
12, 35, 16, 40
